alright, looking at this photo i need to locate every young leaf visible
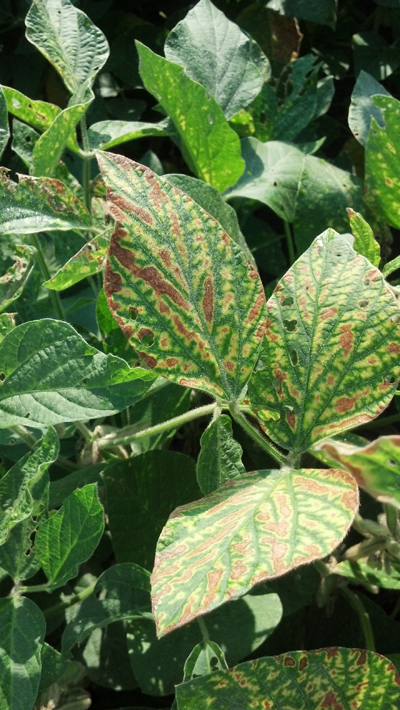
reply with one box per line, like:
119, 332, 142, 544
249, 229, 400, 453
0, 319, 156, 429
151, 467, 358, 637
0, 427, 58, 545
175, 648, 400, 709
0, 245, 36, 312
61, 563, 151, 653
348, 70, 390, 147
3, 86, 61, 133
315, 434, 400, 508
44, 232, 111, 291
0, 172, 91, 233
25, 0, 109, 95
87, 119, 169, 151
196, 414, 245, 495
0, 85, 9, 160
35, 483, 104, 589
383, 255, 400, 279
136, 42, 244, 192
98, 152, 266, 401
164, 0, 269, 120
0, 597, 45, 710
346, 208, 380, 267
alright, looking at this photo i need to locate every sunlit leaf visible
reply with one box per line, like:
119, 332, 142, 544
151, 467, 358, 637
383, 255, 400, 278
196, 414, 245, 495
348, 70, 390, 147
87, 119, 169, 151
44, 232, 110, 291
175, 648, 400, 709
315, 434, 400, 508
136, 41, 244, 192
347, 208, 380, 267
249, 229, 400, 453
0, 245, 36, 312
98, 152, 266, 400
2, 86, 60, 134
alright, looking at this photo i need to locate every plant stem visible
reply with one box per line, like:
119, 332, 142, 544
283, 220, 296, 265
340, 586, 376, 652
18, 582, 51, 594
197, 616, 210, 642
97, 402, 217, 450
43, 583, 96, 619
75, 420, 94, 442
31, 234, 65, 320
10, 424, 37, 447
80, 116, 92, 213
228, 403, 287, 466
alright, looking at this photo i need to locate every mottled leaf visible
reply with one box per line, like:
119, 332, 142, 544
315, 434, 400, 508
365, 95, 400, 229
35, 484, 104, 589
136, 42, 244, 192
348, 70, 390, 147
0, 244, 36, 312
62, 563, 151, 653
175, 648, 400, 709
265, 0, 337, 28
164, 0, 268, 120
249, 229, 400, 453
44, 232, 110, 291
25, 0, 109, 95
0, 319, 155, 429
151, 466, 358, 636
98, 152, 266, 400
2, 86, 60, 134
197, 414, 245, 495
0, 171, 90, 233
347, 208, 380, 267
88, 119, 168, 151
0, 597, 45, 710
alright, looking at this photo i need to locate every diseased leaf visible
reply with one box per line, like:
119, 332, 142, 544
0, 245, 36, 312
315, 434, 400, 508
249, 229, 400, 453
35, 483, 104, 589
44, 232, 110, 291
164, 0, 268, 120
151, 467, 358, 637
197, 414, 245, 495
0, 319, 155, 429
98, 152, 266, 400
87, 119, 169, 151
183, 641, 228, 680
136, 41, 244, 192
335, 559, 400, 590
61, 563, 151, 653
348, 70, 390, 147
25, 0, 109, 95
175, 648, 400, 709
0, 171, 91, 233
347, 208, 380, 267
0, 518, 42, 582
0, 597, 45, 710
2, 86, 60, 134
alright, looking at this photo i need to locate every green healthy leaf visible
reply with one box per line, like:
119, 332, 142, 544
87, 119, 169, 151
0, 319, 155, 429
2, 86, 60, 134
265, 0, 337, 28
35, 483, 104, 589
249, 229, 400, 453
348, 70, 390, 147
383, 255, 400, 278
335, 559, 400, 590
0, 171, 91, 234
0, 427, 58, 546
136, 42, 244, 192
0, 314, 15, 345
183, 641, 228, 680
128, 589, 282, 695
365, 95, 400, 229
151, 466, 358, 636
164, 0, 269, 120
0, 597, 45, 710
98, 152, 266, 400
38, 643, 72, 695
315, 434, 400, 508
0, 85, 9, 160
175, 648, 400, 709
44, 232, 110, 291
0, 245, 36, 312
32, 85, 93, 176
11, 120, 40, 168
103, 451, 201, 570
62, 563, 151, 653
25, 0, 109, 95
196, 414, 245, 495
346, 208, 380, 267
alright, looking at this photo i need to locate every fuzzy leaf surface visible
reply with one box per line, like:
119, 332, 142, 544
88, 119, 169, 151
0, 172, 90, 233
151, 467, 358, 637
315, 434, 400, 508
136, 42, 244, 192
0, 597, 45, 710
35, 484, 104, 589
164, 0, 268, 120
98, 152, 266, 400
0, 319, 155, 429
197, 414, 245, 495
175, 648, 400, 709
249, 229, 400, 453
45, 232, 110, 291
25, 0, 109, 94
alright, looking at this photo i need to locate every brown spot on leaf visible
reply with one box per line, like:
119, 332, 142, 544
248, 291, 265, 323
202, 275, 213, 323
136, 350, 157, 369
327, 375, 335, 386
386, 177, 393, 186
224, 360, 234, 372
388, 342, 400, 354
321, 307, 338, 321
299, 657, 308, 671
158, 249, 171, 267
138, 327, 154, 342
166, 358, 179, 367
335, 396, 358, 413
339, 323, 353, 357
287, 412, 296, 429
283, 657, 296, 667
321, 690, 342, 709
